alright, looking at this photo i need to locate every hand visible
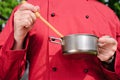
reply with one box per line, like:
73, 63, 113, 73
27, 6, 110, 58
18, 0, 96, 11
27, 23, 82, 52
14, 2, 39, 42
97, 36, 117, 62
13, 2, 39, 49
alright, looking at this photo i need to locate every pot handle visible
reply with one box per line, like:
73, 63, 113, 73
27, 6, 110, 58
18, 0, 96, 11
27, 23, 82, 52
49, 36, 62, 44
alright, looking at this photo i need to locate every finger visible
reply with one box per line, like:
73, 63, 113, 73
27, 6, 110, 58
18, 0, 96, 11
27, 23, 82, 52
14, 10, 36, 29
24, 18, 33, 28
98, 35, 111, 42
29, 11, 37, 21
97, 50, 114, 61
97, 54, 110, 61
98, 36, 116, 45
34, 6, 40, 12
19, 15, 33, 28
97, 42, 105, 47
22, 10, 36, 22
20, 10, 36, 24
18, 19, 31, 28
19, 2, 39, 12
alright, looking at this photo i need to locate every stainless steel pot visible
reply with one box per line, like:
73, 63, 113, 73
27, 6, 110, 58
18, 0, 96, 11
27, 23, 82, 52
50, 34, 98, 55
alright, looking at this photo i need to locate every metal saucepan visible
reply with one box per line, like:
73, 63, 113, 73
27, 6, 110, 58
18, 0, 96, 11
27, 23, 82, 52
49, 34, 98, 55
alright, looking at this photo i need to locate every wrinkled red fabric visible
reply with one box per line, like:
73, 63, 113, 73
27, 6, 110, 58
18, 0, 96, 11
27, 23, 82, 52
0, 0, 120, 80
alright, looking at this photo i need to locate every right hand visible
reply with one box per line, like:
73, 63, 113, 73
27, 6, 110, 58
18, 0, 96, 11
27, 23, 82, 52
14, 2, 39, 42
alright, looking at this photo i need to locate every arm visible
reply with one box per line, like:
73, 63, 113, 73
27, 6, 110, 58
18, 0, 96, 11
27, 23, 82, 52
0, 8, 27, 79
0, 2, 39, 80
97, 15, 120, 79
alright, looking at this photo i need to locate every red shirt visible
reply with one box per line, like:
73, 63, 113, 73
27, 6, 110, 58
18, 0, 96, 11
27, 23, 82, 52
0, 0, 120, 80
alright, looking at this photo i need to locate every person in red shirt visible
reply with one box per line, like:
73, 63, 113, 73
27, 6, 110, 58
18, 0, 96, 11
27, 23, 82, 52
0, 0, 120, 80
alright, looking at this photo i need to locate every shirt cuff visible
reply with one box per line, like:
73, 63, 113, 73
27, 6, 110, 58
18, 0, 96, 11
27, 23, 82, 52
100, 54, 120, 79
101, 65, 119, 79
2, 31, 29, 60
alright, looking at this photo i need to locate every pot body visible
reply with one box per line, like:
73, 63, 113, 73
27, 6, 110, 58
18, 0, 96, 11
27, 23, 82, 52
62, 34, 98, 55
50, 34, 98, 55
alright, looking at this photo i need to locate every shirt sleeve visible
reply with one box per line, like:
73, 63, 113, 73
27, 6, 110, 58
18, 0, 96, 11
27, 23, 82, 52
0, 5, 29, 80
100, 14, 120, 80
115, 15, 120, 78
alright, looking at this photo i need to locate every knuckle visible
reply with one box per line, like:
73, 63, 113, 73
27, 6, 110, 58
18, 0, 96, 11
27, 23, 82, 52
24, 19, 29, 25
112, 47, 117, 52
20, 3, 27, 10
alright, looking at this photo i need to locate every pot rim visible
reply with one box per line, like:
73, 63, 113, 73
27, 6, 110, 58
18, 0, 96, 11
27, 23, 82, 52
62, 34, 98, 38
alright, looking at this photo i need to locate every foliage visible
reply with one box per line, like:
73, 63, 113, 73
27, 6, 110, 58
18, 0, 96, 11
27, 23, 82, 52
0, 0, 19, 31
99, 0, 120, 18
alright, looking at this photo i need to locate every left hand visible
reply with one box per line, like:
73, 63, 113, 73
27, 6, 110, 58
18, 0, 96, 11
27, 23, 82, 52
97, 35, 117, 62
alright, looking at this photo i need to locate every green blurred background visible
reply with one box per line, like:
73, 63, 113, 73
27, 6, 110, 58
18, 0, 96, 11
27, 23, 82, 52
0, 0, 120, 32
